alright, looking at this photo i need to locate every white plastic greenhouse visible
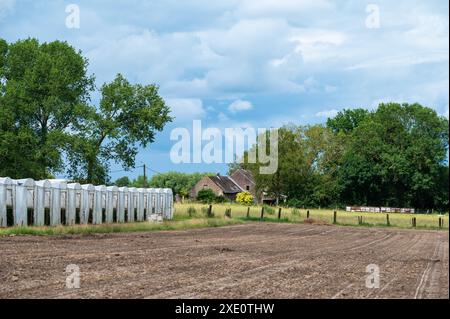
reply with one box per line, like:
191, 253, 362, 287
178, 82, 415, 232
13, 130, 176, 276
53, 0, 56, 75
0, 177, 173, 227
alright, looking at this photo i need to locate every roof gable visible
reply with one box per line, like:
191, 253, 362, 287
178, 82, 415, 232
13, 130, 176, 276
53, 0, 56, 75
231, 169, 255, 185
208, 175, 242, 194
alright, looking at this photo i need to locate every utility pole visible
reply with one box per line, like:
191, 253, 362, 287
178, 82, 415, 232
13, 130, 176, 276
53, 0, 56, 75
143, 164, 147, 187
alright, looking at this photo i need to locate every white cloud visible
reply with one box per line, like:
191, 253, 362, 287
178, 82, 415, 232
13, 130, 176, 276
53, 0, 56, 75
2, 0, 447, 123
0, 0, 14, 20
228, 99, 253, 113
217, 112, 229, 122
315, 109, 338, 118
165, 98, 205, 122
347, 52, 448, 70
235, 0, 333, 19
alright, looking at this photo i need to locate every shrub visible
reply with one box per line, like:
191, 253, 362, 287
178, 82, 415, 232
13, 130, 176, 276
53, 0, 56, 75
187, 206, 197, 217
286, 198, 303, 208
236, 191, 254, 206
197, 188, 217, 203
214, 195, 227, 203
263, 205, 275, 215
201, 206, 214, 218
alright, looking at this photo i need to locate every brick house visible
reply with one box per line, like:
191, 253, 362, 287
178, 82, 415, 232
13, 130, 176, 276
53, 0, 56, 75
230, 169, 255, 195
190, 174, 243, 201
190, 169, 275, 204
231, 169, 276, 204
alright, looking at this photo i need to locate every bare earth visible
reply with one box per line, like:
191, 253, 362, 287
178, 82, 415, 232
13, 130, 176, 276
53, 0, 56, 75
0, 223, 448, 299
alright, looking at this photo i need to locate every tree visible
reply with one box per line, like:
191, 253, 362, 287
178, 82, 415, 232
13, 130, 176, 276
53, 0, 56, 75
337, 103, 449, 209
326, 108, 369, 134
227, 161, 243, 175
114, 176, 131, 187
148, 171, 213, 196
0, 38, 172, 184
178, 188, 189, 203
244, 125, 339, 207
196, 188, 217, 203
241, 103, 448, 210
131, 175, 149, 188
0, 38, 94, 179
66, 74, 172, 184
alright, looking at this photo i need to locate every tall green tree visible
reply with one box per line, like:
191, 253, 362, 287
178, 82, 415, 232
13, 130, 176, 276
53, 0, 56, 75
67, 74, 172, 184
0, 38, 172, 183
114, 176, 131, 187
0, 38, 94, 179
245, 125, 339, 206
337, 103, 449, 209
326, 108, 369, 134
243, 103, 448, 210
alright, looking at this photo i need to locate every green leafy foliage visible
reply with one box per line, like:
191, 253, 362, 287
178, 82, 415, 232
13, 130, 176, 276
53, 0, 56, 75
242, 103, 448, 210
0, 38, 94, 179
148, 172, 213, 196
0, 38, 172, 183
197, 188, 217, 203
114, 176, 131, 187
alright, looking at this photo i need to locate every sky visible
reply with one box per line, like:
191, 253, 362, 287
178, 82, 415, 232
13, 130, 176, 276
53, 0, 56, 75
1, 0, 448, 180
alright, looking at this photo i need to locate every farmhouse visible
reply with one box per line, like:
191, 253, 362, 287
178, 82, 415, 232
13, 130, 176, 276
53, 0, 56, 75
190, 169, 276, 204
190, 173, 243, 201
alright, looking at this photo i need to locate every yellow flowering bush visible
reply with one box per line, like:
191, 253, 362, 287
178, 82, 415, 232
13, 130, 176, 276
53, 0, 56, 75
236, 191, 254, 206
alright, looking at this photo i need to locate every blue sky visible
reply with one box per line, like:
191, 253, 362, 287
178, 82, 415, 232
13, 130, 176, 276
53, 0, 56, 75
1, 0, 448, 180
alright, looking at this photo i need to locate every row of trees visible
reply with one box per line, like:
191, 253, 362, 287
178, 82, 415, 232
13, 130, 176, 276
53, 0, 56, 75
237, 103, 449, 211
0, 38, 172, 184
114, 172, 213, 201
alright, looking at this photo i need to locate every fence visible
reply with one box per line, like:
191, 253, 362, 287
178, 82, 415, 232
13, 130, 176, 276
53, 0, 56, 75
346, 206, 415, 213
0, 177, 173, 227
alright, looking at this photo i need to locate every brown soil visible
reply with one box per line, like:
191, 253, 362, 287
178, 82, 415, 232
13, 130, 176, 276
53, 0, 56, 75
303, 218, 330, 225
0, 223, 448, 299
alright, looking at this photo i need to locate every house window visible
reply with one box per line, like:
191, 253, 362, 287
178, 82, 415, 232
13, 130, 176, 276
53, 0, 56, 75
246, 185, 250, 191
203, 185, 208, 188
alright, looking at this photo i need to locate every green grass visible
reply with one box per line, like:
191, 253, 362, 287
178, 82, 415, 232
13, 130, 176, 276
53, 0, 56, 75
1, 202, 447, 236
0, 218, 243, 236
174, 202, 449, 230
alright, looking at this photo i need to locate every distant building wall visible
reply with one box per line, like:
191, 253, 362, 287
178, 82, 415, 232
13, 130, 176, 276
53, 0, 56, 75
190, 176, 223, 199
230, 170, 256, 197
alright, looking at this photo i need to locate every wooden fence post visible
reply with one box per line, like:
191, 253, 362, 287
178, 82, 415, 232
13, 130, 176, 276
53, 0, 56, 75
260, 206, 264, 220
411, 217, 416, 228
278, 207, 282, 220
386, 214, 390, 226
208, 204, 212, 217
306, 210, 310, 219
438, 217, 442, 229
247, 207, 250, 219
333, 211, 337, 224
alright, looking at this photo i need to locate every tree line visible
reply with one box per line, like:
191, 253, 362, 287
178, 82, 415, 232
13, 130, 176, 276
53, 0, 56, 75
237, 104, 449, 211
1, 39, 448, 211
0, 38, 172, 184
114, 171, 213, 202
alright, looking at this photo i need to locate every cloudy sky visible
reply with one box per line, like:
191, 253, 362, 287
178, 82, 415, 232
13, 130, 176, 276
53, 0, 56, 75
1, 0, 448, 180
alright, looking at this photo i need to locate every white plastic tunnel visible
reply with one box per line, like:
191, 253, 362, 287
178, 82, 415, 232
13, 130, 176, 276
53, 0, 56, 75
162, 188, 173, 219
0, 177, 13, 227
